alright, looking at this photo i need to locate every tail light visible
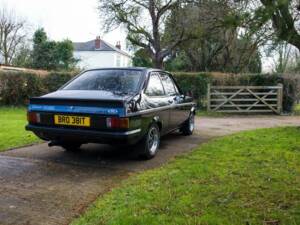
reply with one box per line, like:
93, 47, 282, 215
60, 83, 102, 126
27, 112, 41, 124
106, 117, 129, 129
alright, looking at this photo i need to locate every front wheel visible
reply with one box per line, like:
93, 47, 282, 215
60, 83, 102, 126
181, 113, 195, 136
138, 123, 160, 160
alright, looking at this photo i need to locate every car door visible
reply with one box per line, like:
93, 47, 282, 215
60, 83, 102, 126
159, 72, 184, 129
144, 72, 171, 133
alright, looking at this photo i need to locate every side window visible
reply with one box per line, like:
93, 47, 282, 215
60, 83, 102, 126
160, 73, 178, 96
145, 73, 165, 96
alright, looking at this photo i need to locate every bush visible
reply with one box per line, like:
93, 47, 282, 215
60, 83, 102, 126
173, 72, 211, 108
42, 72, 74, 92
0, 71, 74, 106
280, 74, 300, 113
0, 72, 44, 105
210, 73, 280, 86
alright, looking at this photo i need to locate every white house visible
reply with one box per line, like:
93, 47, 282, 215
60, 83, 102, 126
73, 37, 132, 69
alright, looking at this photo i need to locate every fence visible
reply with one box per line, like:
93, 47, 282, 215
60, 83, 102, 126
207, 84, 283, 114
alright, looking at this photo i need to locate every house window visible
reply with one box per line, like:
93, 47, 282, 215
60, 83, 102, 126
116, 55, 121, 67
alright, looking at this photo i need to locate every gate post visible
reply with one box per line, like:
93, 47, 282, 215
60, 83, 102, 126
207, 83, 211, 112
277, 83, 283, 114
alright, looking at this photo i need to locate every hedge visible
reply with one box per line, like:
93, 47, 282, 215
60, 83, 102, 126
0, 70, 299, 113
173, 72, 300, 113
173, 72, 211, 108
0, 71, 73, 105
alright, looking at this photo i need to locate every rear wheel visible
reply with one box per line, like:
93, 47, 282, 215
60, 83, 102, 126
181, 113, 195, 136
61, 143, 82, 152
138, 123, 160, 160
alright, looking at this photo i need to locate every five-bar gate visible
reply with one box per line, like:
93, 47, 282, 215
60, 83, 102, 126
207, 84, 283, 114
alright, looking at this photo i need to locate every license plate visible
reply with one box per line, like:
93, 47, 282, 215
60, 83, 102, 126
54, 115, 90, 127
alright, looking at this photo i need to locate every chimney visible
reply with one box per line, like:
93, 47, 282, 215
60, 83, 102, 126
95, 36, 101, 49
116, 41, 121, 50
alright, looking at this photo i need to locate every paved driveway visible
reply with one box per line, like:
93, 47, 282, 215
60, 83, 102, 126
0, 116, 299, 225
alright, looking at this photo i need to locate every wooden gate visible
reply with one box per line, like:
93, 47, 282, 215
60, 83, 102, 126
207, 84, 283, 114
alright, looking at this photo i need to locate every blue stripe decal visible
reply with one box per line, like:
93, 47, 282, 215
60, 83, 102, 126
29, 104, 125, 116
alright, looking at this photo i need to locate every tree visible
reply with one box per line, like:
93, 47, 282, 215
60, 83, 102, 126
11, 42, 32, 67
260, 0, 300, 51
132, 48, 153, 67
0, 7, 27, 65
98, 0, 195, 68
55, 40, 77, 70
31, 28, 76, 70
234, 0, 300, 51
164, 0, 262, 73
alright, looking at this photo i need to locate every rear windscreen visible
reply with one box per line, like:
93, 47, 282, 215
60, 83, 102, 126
63, 70, 143, 94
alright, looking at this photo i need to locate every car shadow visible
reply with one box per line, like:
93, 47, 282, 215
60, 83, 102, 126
2, 131, 204, 172
66, 131, 183, 159
46, 131, 200, 171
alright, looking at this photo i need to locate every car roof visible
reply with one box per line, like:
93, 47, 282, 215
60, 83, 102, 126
83, 67, 164, 74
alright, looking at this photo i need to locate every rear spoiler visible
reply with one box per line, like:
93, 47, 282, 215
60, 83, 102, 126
29, 97, 125, 108
28, 97, 126, 116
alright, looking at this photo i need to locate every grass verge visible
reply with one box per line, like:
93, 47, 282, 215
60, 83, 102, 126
0, 107, 39, 151
197, 110, 226, 117
72, 127, 300, 225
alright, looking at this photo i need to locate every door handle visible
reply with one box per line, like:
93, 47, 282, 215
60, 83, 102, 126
168, 100, 173, 104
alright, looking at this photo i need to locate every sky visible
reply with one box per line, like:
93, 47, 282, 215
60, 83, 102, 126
0, 0, 127, 47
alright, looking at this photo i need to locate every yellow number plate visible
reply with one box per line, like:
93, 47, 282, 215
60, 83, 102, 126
54, 115, 90, 127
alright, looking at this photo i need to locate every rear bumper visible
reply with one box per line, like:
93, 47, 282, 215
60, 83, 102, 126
25, 124, 142, 145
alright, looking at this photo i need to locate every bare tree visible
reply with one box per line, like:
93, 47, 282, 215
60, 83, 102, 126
0, 7, 27, 65
99, 0, 194, 68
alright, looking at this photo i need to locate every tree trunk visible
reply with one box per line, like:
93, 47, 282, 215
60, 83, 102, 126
153, 57, 163, 69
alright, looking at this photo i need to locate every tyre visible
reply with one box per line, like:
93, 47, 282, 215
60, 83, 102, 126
138, 123, 160, 160
61, 143, 82, 152
181, 113, 195, 136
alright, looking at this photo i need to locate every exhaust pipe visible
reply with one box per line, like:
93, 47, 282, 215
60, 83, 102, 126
48, 141, 61, 147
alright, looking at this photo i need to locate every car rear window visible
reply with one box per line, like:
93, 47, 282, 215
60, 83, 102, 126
63, 70, 143, 94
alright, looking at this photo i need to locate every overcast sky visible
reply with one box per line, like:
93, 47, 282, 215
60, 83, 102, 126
0, 0, 127, 46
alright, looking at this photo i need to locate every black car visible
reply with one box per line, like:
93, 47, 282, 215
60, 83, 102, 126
26, 68, 196, 159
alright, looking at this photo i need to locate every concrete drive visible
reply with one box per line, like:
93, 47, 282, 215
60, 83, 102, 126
0, 116, 299, 225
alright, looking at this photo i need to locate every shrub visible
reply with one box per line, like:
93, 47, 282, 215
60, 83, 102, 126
42, 72, 74, 92
0, 71, 44, 105
280, 74, 300, 113
0, 71, 74, 106
210, 73, 280, 86
173, 72, 211, 108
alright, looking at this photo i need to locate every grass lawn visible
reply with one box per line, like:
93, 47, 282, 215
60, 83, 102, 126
0, 107, 40, 151
72, 127, 300, 225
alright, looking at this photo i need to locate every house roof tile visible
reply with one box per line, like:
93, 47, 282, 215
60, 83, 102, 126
73, 39, 131, 58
